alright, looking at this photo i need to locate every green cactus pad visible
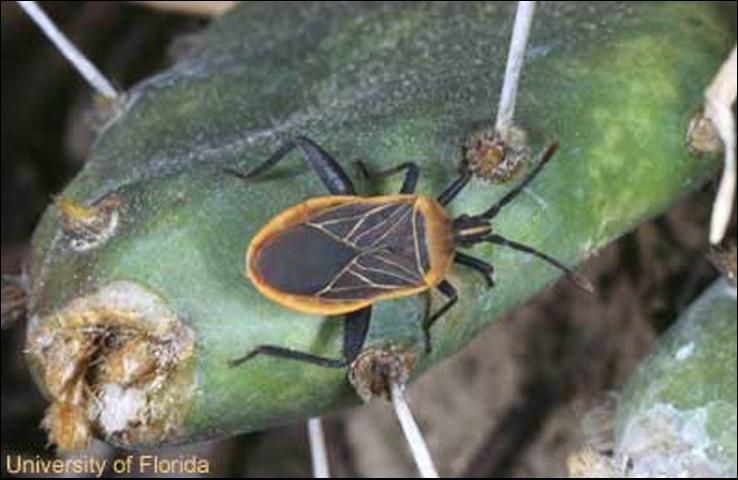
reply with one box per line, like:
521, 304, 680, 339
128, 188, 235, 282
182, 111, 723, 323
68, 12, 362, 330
26, 2, 734, 449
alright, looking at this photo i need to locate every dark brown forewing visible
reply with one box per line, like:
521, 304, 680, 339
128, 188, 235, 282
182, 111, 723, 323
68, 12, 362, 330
254, 224, 357, 295
317, 249, 424, 300
309, 202, 412, 246
260, 199, 435, 301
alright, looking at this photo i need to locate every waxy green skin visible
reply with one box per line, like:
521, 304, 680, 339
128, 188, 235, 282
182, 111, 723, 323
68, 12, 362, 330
615, 279, 737, 476
28, 2, 735, 445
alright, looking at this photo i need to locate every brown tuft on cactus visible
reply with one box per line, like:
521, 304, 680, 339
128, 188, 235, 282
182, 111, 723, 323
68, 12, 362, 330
463, 127, 530, 183
349, 347, 417, 403
26, 281, 195, 451
57, 194, 121, 252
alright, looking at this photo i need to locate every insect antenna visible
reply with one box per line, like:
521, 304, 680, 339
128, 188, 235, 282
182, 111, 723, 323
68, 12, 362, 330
474, 140, 560, 220
483, 233, 594, 293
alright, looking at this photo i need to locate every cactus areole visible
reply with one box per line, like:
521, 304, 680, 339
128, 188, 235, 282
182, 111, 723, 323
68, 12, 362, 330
228, 136, 590, 370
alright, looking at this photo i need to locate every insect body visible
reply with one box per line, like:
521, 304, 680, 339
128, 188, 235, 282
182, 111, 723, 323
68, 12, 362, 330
248, 194, 453, 315
229, 136, 590, 369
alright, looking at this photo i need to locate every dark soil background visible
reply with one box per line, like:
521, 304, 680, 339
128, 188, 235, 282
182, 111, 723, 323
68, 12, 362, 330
1, 2, 734, 477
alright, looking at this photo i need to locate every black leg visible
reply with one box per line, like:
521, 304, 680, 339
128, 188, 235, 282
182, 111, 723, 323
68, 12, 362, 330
356, 161, 420, 194
454, 251, 495, 287
225, 136, 356, 195
228, 306, 372, 369
476, 141, 559, 220
423, 280, 458, 353
484, 233, 594, 293
228, 345, 347, 369
341, 306, 372, 363
436, 171, 472, 206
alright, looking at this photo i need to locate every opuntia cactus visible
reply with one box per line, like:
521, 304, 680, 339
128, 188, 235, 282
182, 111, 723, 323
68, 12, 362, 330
23, 1, 735, 450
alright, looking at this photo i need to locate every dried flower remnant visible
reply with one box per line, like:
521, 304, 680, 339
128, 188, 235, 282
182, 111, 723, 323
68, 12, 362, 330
567, 445, 621, 478
57, 194, 121, 252
26, 281, 195, 451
